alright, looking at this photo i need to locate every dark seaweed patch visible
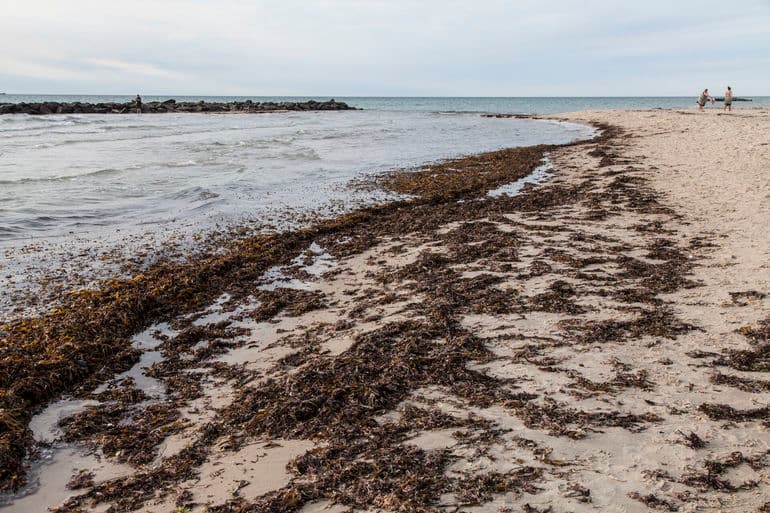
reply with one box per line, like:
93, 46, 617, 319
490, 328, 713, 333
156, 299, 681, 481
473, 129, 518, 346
628, 491, 680, 511
1, 120, 706, 512
679, 451, 766, 491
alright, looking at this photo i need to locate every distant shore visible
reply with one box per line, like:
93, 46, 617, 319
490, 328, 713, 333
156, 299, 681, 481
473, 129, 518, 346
0, 98, 355, 115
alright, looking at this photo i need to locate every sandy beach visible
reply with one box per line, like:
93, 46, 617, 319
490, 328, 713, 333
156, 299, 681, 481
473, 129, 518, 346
2, 108, 770, 513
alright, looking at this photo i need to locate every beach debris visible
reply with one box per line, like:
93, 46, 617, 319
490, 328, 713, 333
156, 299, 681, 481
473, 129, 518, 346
698, 403, 770, 423
728, 290, 767, 305
66, 470, 95, 490
627, 491, 680, 511
3, 119, 741, 513
676, 430, 707, 449
678, 451, 767, 492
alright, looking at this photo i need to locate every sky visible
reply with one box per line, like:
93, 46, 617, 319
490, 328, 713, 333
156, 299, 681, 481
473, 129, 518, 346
1, 0, 769, 96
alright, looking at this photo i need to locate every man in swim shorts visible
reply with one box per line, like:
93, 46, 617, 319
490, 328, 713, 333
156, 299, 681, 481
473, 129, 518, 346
135, 94, 143, 114
724, 86, 733, 111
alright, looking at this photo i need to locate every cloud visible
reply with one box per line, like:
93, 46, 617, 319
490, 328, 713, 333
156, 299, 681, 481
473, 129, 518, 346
0, 57, 89, 81
83, 59, 190, 80
1, 0, 768, 95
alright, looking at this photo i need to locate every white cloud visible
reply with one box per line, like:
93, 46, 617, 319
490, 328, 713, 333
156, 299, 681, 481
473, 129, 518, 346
0, 57, 89, 81
1, 0, 769, 95
83, 59, 190, 80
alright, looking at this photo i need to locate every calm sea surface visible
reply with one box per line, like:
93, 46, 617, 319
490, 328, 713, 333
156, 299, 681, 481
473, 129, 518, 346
4, 95, 766, 241
0, 95, 763, 316
4, 95, 770, 112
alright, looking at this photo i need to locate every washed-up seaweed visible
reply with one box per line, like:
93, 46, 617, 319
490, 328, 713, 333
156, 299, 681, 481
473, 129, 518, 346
627, 491, 680, 511
66, 470, 94, 491
559, 306, 694, 345
60, 401, 184, 465
2, 118, 714, 512
379, 145, 552, 201
729, 290, 767, 306
527, 280, 588, 314
678, 451, 767, 491
5, 136, 549, 489
454, 469, 543, 505
698, 403, 770, 423
676, 430, 707, 449
567, 368, 653, 397
710, 372, 770, 393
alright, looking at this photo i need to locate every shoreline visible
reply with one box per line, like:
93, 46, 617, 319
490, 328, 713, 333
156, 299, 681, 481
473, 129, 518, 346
0, 134, 570, 495
0, 115, 592, 322
2, 108, 770, 512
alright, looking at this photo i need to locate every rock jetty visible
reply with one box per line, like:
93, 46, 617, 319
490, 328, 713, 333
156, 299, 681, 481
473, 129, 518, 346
0, 99, 355, 115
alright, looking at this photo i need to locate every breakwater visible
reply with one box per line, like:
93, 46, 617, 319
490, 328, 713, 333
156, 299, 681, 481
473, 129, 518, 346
0, 99, 354, 115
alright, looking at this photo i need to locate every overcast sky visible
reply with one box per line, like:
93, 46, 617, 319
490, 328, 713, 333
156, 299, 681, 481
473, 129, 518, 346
2, 0, 769, 96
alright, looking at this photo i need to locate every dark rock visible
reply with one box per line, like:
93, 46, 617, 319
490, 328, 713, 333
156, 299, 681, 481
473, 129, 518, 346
0, 99, 357, 115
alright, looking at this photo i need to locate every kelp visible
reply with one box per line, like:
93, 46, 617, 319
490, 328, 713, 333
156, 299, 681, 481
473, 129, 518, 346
3, 119, 711, 511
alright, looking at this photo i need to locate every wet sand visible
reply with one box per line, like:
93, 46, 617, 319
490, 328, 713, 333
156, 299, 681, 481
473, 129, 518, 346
2, 108, 770, 512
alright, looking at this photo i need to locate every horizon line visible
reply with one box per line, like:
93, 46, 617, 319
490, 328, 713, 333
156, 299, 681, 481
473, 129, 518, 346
2, 93, 765, 99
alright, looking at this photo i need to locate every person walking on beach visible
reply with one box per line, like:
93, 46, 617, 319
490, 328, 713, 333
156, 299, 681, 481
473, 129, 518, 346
724, 86, 733, 111
134, 94, 143, 114
697, 89, 713, 111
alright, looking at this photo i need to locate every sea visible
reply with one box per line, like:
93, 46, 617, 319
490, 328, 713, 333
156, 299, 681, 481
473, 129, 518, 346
1, 95, 767, 317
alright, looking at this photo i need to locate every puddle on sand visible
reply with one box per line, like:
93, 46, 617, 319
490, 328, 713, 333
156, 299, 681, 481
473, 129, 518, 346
0, 446, 133, 513
213, 317, 298, 372
487, 158, 554, 198
29, 398, 98, 443
1, 323, 176, 512
94, 322, 175, 399
0, 399, 132, 512
192, 292, 260, 327
297, 242, 336, 277
258, 243, 337, 291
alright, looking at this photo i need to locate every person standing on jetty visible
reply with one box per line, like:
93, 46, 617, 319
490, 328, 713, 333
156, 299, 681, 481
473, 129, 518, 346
134, 94, 142, 113
724, 86, 733, 111
697, 89, 713, 111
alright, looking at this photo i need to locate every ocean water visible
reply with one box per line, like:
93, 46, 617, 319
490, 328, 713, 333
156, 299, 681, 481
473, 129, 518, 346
0, 98, 603, 317
3, 95, 762, 317
0, 109, 593, 242
5, 95, 766, 242
3, 95, 770, 112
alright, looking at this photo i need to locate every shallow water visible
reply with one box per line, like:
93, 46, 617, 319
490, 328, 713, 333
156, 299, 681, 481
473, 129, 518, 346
1, 398, 133, 513
0, 109, 594, 318
488, 158, 554, 197
0, 112, 591, 241
93, 323, 176, 399
0, 323, 179, 512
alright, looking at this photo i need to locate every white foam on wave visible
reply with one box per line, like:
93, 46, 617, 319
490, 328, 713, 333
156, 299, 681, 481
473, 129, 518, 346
0, 111, 596, 319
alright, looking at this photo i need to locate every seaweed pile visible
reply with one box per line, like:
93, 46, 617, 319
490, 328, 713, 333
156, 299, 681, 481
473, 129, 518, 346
4, 116, 746, 512
693, 316, 770, 419
0, 135, 558, 491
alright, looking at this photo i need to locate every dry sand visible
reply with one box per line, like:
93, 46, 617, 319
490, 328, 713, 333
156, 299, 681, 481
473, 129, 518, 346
5, 108, 770, 513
